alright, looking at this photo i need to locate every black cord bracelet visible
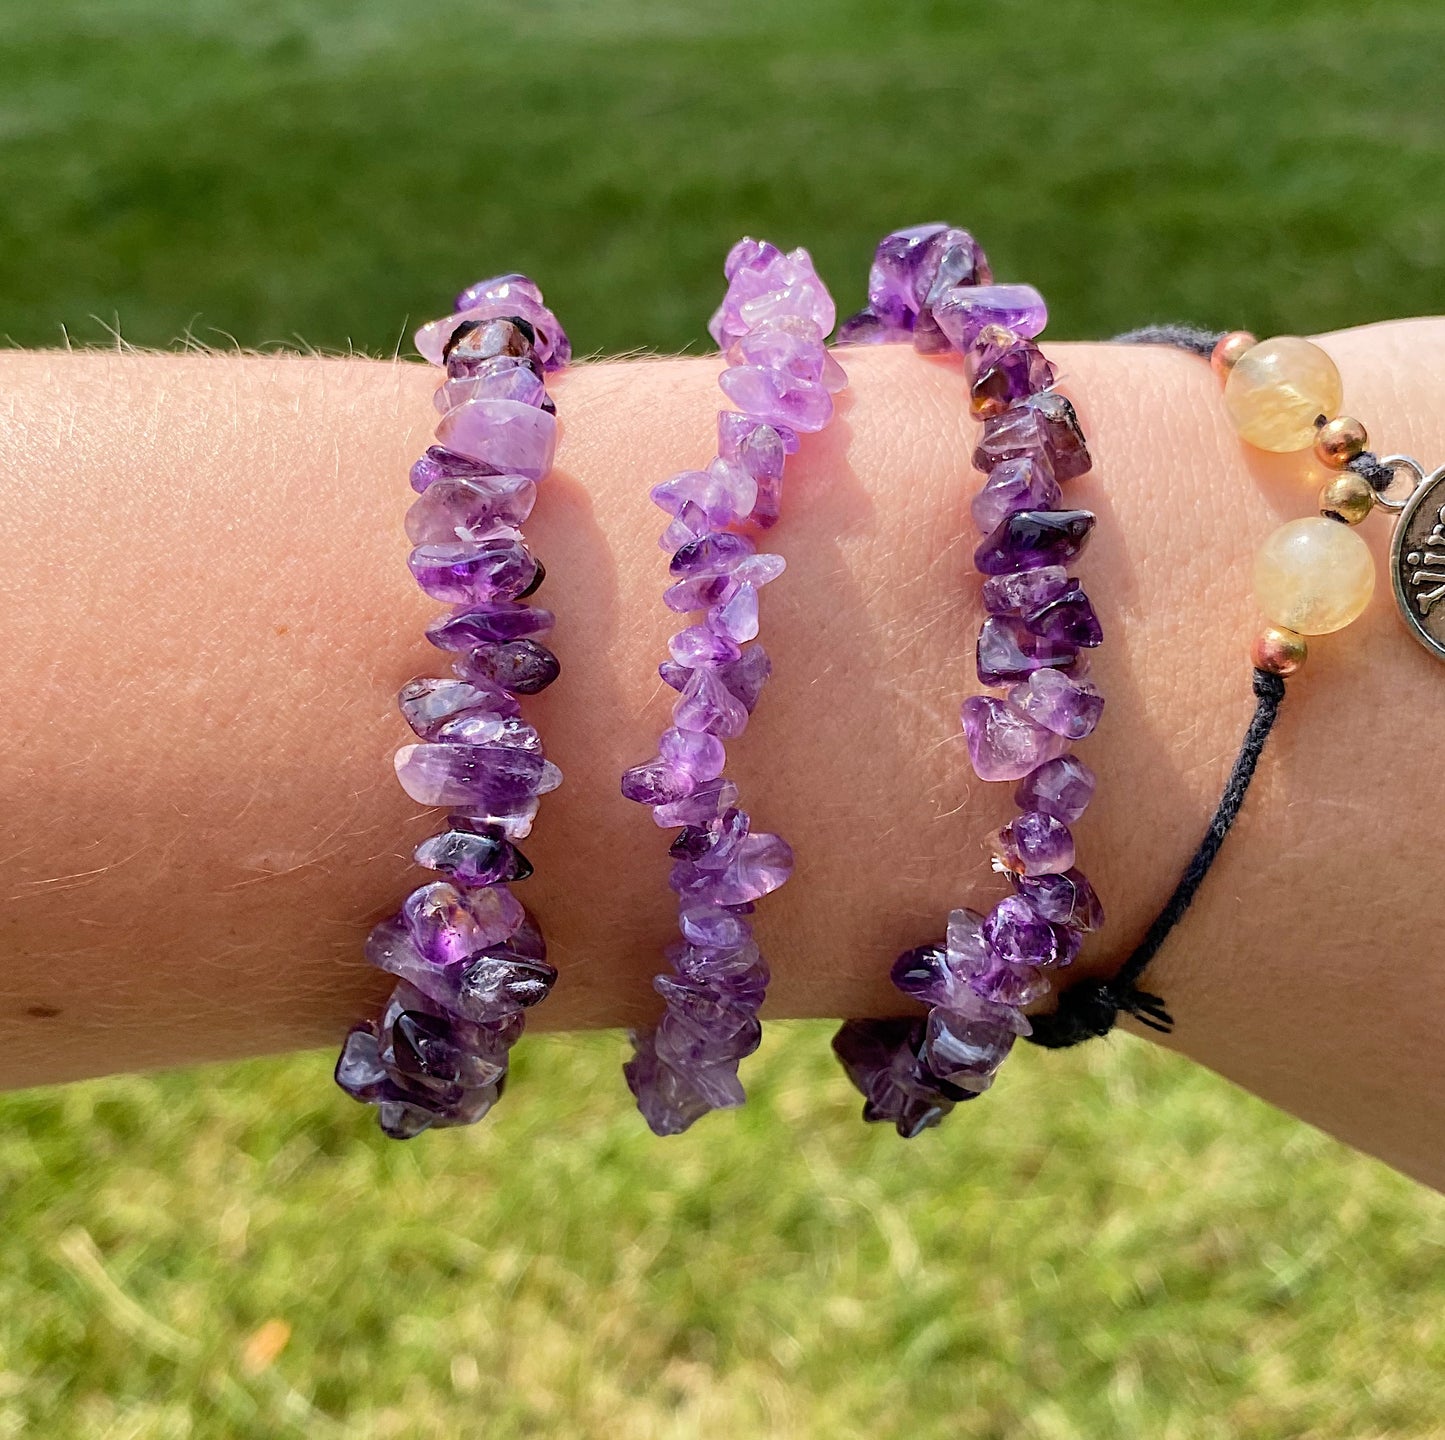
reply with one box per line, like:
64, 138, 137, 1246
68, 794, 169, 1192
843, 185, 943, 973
1030, 316, 1444, 1047
1025, 667, 1285, 1048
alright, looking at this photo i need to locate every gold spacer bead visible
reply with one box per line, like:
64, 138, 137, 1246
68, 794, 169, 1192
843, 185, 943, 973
1320, 471, 1376, 526
1314, 415, 1368, 469
1251, 625, 1308, 676
1210, 330, 1258, 381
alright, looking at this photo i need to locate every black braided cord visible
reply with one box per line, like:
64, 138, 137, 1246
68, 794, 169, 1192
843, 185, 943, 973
1025, 670, 1286, 1047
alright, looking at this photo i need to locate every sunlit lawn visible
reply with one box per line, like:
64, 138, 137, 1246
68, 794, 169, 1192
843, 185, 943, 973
2, 1, 1443, 1435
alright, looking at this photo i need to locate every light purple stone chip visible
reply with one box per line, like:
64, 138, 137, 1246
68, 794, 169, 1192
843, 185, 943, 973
435, 398, 557, 481
960, 696, 1071, 782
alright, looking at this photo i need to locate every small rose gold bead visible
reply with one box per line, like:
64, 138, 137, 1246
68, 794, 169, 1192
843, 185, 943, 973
1319, 471, 1375, 526
1210, 330, 1258, 381
1251, 625, 1308, 676
1314, 414, 1368, 469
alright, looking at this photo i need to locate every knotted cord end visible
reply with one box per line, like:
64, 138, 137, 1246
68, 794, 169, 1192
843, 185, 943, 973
1024, 978, 1175, 1050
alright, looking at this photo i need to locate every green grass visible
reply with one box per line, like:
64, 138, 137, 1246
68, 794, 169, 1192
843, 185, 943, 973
5, 1037, 1444, 1439
2, 1, 1444, 1435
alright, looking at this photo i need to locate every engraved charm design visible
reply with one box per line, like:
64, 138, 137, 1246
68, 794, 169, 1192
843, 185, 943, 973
1389, 461, 1445, 661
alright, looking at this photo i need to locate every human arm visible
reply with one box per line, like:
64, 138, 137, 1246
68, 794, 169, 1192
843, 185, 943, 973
2, 325, 1441, 1183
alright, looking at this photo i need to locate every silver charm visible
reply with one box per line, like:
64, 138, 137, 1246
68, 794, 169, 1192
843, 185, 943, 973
1382, 454, 1445, 661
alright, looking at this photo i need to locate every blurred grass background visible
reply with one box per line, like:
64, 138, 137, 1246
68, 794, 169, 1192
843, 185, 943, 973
2, 0, 1443, 1435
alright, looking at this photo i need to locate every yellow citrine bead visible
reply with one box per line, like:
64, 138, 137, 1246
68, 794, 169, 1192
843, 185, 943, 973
1223, 336, 1343, 452
1253, 516, 1375, 635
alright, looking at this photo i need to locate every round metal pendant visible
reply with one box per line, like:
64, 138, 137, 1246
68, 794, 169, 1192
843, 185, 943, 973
1390, 461, 1445, 661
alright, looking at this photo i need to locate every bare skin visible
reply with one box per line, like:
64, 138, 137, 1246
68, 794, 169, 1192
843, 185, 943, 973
2, 325, 1442, 1186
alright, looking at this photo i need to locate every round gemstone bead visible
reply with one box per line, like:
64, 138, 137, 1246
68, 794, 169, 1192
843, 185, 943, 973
1253, 516, 1375, 635
1223, 337, 1343, 452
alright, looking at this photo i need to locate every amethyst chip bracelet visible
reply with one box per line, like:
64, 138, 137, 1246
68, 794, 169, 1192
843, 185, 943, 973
620, 239, 848, 1135
334, 274, 570, 1139
831, 224, 1107, 1137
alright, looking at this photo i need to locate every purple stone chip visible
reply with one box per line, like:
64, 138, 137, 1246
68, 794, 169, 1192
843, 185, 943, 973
409, 445, 496, 495
670, 530, 755, 576
364, 914, 554, 1027
624, 1031, 719, 1136
932, 283, 1048, 353
861, 223, 992, 338
415, 279, 570, 372
1023, 582, 1103, 648
968, 337, 1058, 418
399, 676, 519, 736
982, 565, 1071, 617
453, 273, 541, 311
670, 829, 794, 907
1011, 867, 1104, 932
458, 949, 557, 1017
718, 365, 833, 433
672, 665, 749, 739
960, 696, 1071, 782
393, 742, 560, 809
865, 222, 951, 328
833, 1017, 966, 1138
727, 315, 839, 388
717, 412, 795, 528
435, 398, 557, 481
976, 614, 1079, 686
414, 827, 532, 886
707, 242, 836, 348
1015, 755, 1096, 823
1007, 667, 1105, 740
402, 880, 526, 965
652, 777, 740, 829
652, 462, 758, 532
717, 644, 772, 713
973, 391, 1092, 483
963, 954, 1050, 1008
452, 638, 561, 696
669, 625, 741, 668
436, 358, 548, 413
920, 1008, 1017, 1092
971, 458, 1062, 535
834, 310, 895, 346
890, 944, 955, 1008
406, 473, 538, 536
426, 602, 555, 649
974, 508, 1096, 575
428, 712, 541, 751
990, 811, 1076, 877
981, 896, 1078, 970
660, 725, 727, 781
408, 535, 540, 604
620, 758, 695, 807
